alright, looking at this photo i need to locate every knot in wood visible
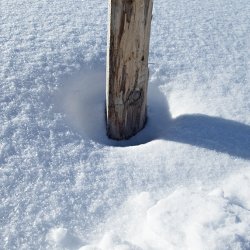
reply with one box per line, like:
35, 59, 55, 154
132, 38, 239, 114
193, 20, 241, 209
126, 88, 143, 106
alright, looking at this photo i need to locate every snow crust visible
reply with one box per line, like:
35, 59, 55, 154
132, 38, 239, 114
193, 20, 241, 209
1, 0, 250, 249
50, 169, 250, 250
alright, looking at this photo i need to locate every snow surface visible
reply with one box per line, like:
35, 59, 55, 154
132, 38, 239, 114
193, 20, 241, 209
1, 0, 250, 249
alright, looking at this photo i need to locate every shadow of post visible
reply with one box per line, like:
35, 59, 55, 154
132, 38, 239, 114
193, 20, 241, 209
164, 114, 250, 160
55, 64, 250, 159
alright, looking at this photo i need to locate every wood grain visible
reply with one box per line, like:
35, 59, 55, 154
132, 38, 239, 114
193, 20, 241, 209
106, 0, 153, 140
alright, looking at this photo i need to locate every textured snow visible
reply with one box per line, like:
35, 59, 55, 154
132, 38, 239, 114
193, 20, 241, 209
79, 170, 250, 250
1, 0, 250, 249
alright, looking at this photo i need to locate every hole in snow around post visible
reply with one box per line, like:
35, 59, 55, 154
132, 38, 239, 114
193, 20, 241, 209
54, 64, 171, 147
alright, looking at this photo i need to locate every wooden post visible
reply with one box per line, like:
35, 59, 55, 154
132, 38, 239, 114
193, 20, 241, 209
106, 0, 153, 140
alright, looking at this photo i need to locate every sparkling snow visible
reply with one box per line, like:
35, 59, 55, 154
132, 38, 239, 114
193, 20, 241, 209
1, 0, 250, 249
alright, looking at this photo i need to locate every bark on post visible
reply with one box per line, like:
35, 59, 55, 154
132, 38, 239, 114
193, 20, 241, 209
106, 0, 153, 140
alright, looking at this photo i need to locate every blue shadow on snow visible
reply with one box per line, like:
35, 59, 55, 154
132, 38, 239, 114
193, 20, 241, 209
164, 115, 250, 160
55, 64, 250, 160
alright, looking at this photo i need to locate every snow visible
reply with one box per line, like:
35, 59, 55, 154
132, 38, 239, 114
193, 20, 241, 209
51, 170, 250, 250
1, 0, 250, 249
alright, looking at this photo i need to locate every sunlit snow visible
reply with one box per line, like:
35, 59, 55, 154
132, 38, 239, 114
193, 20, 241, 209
1, 0, 250, 249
